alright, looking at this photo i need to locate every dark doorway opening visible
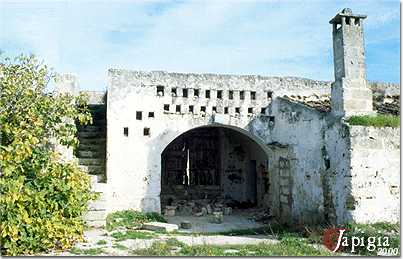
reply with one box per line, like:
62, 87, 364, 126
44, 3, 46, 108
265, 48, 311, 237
161, 126, 269, 215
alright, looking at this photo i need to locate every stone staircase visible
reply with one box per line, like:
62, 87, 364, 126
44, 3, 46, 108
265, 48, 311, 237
76, 104, 108, 227
76, 104, 107, 182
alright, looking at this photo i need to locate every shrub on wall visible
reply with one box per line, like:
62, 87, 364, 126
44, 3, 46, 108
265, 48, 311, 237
0, 55, 96, 255
347, 115, 400, 128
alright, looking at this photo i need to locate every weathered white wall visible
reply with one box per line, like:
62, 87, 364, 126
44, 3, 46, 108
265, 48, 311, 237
106, 70, 330, 214
257, 97, 329, 225
347, 126, 400, 223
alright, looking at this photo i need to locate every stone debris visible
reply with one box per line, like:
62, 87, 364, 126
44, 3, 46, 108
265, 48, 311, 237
142, 222, 179, 232
167, 198, 236, 218
211, 212, 223, 224
180, 221, 192, 229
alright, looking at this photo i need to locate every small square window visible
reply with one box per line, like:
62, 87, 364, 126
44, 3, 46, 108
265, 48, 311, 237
251, 91, 256, 100
201, 106, 206, 112
148, 112, 155, 118
212, 106, 217, 112
224, 107, 229, 114
156, 85, 164, 96
235, 107, 240, 113
261, 108, 266, 114
143, 127, 150, 136
136, 111, 142, 120
176, 105, 181, 113
194, 89, 199, 97
171, 88, 177, 96
229, 91, 234, 100
217, 90, 222, 99
248, 108, 253, 113
164, 104, 170, 111
189, 105, 194, 113
269, 116, 275, 123
205, 90, 210, 98
123, 127, 129, 136
183, 88, 188, 98
240, 91, 245, 100
267, 91, 273, 99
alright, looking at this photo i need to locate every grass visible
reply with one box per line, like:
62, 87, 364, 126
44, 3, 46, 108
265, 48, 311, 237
343, 222, 400, 256
96, 240, 107, 245
111, 230, 157, 241
105, 209, 166, 231
132, 236, 332, 256
347, 115, 400, 128
112, 243, 129, 250
70, 247, 105, 256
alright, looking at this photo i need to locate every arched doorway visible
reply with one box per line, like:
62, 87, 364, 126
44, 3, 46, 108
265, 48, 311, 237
160, 125, 270, 217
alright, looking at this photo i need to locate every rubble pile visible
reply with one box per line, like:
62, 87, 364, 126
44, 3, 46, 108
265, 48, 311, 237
164, 198, 235, 217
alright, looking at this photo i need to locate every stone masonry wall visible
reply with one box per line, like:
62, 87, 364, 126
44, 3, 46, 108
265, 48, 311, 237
347, 126, 400, 223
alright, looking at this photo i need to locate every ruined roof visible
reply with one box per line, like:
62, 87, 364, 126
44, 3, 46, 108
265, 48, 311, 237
283, 89, 400, 116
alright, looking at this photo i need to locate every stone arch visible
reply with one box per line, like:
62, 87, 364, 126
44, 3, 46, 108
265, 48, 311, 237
159, 123, 272, 215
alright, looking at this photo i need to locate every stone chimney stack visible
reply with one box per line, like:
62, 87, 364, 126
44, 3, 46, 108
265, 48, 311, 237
329, 8, 373, 117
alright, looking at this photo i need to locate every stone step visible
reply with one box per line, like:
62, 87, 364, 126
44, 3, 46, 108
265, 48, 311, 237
80, 165, 105, 175
79, 138, 106, 145
77, 125, 105, 133
92, 182, 107, 193
88, 199, 108, 211
142, 222, 179, 232
77, 150, 105, 158
77, 144, 106, 152
86, 220, 105, 228
78, 131, 106, 139
79, 158, 105, 166
83, 210, 107, 222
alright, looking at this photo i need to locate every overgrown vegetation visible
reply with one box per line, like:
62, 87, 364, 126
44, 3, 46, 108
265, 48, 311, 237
0, 55, 95, 255
105, 209, 166, 231
111, 230, 156, 241
133, 236, 332, 256
70, 247, 105, 255
347, 114, 400, 128
343, 222, 400, 256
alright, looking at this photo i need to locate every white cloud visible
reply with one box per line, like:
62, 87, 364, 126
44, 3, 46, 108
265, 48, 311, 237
0, 0, 399, 90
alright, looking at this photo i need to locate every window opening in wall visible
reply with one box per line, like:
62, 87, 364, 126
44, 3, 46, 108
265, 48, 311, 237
157, 85, 165, 96
248, 108, 253, 113
183, 88, 188, 97
144, 127, 150, 136
217, 90, 222, 99
229, 90, 233, 99
240, 91, 245, 100
171, 88, 177, 96
269, 116, 275, 123
235, 107, 240, 113
123, 127, 129, 136
336, 23, 341, 30
261, 108, 266, 114
224, 107, 229, 114
201, 106, 206, 112
354, 18, 360, 26
176, 105, 181, 113
267, 91, 273, 99
212, 106, 217, 112
251, 91, 256, 100
194, 89, 199, 97
205, 90, 210, 98
189, 105, 194, 113
345, 17, 350, 25
136, 111, 142, 120
164, 104, 170, 111
148, 112, 155, 118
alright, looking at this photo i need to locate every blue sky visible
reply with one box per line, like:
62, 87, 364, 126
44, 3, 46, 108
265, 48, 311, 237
0, 0, 400, 91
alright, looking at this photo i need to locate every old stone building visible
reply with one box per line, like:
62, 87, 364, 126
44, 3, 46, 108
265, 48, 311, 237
56, 9, 400, 227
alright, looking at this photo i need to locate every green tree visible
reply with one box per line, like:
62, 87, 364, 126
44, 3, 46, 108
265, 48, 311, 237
0, 54, 96, 255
